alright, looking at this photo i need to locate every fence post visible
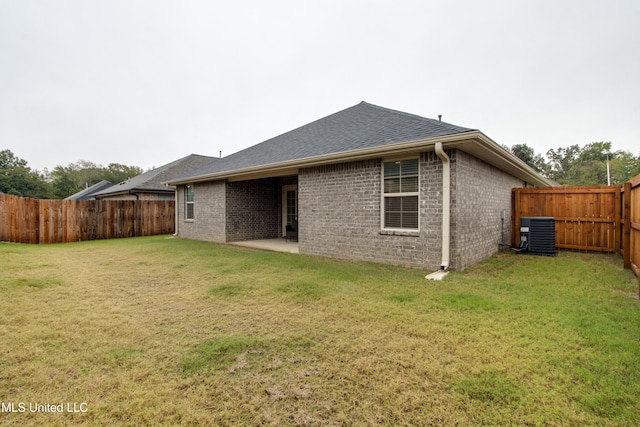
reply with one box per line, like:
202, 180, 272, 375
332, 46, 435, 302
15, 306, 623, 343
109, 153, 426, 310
614, 185, 622, 254
511, 188, 520, 247
622, 181, 631, 269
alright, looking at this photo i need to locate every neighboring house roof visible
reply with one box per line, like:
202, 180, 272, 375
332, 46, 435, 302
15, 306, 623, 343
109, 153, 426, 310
167, 102, 554, 187
65, 180, 114, 200
93, 154, 217, 198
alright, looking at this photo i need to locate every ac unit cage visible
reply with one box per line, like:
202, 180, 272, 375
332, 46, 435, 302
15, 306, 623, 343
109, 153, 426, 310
520, 217, 556, 256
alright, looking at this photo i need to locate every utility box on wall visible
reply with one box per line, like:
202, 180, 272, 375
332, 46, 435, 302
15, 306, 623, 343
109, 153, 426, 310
520, 217, 557, 256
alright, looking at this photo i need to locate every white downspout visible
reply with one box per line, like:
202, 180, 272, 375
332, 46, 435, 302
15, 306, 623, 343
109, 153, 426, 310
435, 142, 450, 271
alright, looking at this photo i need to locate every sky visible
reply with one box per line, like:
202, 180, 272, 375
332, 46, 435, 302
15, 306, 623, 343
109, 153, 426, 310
1, 0, 639, 172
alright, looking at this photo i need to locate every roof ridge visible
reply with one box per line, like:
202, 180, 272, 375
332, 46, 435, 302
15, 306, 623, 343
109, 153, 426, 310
359, 101, 474, 131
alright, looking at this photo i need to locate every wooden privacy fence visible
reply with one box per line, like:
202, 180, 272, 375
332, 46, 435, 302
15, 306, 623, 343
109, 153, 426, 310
0, 193, 175, 244
512, 174, 640, 278
512, 186, 622, 253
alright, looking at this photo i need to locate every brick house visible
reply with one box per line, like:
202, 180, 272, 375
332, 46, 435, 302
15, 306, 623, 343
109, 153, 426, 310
93, 154, 216, 201
166, 102, 553, 271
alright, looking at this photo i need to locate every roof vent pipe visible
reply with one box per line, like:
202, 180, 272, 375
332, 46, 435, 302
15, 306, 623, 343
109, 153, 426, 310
438, 114, 442, 121
434, 142, 450, 270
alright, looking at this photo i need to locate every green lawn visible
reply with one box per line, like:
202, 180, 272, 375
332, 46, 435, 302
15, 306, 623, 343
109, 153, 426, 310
1, 236, 639, 426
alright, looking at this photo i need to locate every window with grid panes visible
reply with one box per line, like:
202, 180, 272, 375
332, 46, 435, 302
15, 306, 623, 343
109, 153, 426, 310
383, 158, 419, 230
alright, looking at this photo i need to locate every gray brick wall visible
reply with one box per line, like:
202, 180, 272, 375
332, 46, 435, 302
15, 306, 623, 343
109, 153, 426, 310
299, 150, 522, 271
176, 181, 226, 243
299, 158, 442, 270
450, 150, 523, 270
225, 179, 280, 241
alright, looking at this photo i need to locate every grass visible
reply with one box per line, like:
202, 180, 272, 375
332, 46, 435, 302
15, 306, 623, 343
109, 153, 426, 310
0, 236, 638, 426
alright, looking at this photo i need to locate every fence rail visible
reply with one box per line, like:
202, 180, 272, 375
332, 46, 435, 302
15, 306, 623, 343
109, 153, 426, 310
0, 194, 174, 244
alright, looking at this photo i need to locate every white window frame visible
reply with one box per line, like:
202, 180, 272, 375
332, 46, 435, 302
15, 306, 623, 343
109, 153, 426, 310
185, 184, 194, 221
381, 157, 420, 231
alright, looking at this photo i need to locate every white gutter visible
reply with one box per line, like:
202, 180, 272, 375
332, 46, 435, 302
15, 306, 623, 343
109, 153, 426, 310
435, 142, 451, 271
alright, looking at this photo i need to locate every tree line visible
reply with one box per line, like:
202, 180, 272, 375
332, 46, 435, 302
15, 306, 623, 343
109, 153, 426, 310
510, 142, 639, 186
2, 142, 639, 199
1, 149, 142, 199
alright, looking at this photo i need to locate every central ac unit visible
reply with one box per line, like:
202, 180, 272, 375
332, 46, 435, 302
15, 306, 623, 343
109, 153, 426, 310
519, 217, 556, 256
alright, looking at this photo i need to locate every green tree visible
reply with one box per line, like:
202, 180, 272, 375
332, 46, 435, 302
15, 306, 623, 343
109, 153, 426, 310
565, 158, 606, 186
579, 141, 612, 162
546, 144, 581, 184
104, 163, 143, 183
51, 168, 80, 198
0, 149, 52, 198
546, 142, 639, 185
0, 149, 28, 169
609, 150, 640, 184
49, 160, 143, 198
511, 144, 549, 175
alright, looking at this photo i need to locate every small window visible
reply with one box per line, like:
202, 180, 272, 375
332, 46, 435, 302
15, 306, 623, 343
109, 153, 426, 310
185, 185, 194, 220
383, 158, 419, 230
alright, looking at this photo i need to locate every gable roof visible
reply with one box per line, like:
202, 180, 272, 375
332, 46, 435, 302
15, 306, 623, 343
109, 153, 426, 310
93, 154, 217, 198
65, 180, 114, 200
167, 102, 554, 187
170, 101, 474, 183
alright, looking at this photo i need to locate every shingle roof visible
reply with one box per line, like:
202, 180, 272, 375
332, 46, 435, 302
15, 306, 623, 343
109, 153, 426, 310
173, 101, 475, 182
93, 154, 217, 196
65, 180, 114, 200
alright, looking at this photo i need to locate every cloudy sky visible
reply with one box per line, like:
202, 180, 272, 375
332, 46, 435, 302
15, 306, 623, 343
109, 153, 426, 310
1, 0, 638, 172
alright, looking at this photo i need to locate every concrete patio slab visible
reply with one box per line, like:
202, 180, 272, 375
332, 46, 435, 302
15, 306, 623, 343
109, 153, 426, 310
231, 238, 299, 254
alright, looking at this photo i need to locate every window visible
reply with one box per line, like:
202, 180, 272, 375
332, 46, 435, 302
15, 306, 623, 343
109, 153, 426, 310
383, 158, 419, 230
185, 185, 194, 220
